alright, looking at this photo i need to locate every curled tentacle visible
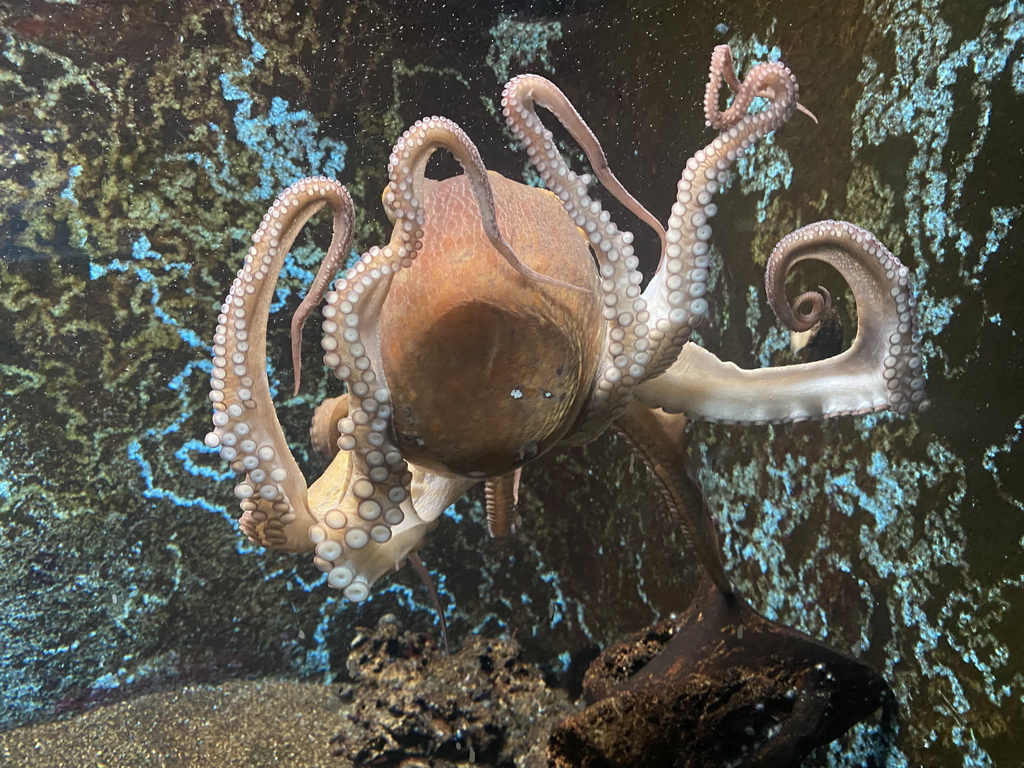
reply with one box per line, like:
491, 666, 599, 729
634, 221, 930, 423
787, 286, 832, 333
641, 46, 801, 380
705, 44, 817, 129
206, 178, 352, 553
503, 75, 657, 442
766, 220, 928, 414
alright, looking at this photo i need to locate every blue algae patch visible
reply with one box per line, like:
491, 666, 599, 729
128, 439, 223, 516
487, 15, 564, 84
148, 236, 201, 346
88, 233, 238, 531
982, 414, 1023, 512
444, 501, 464, 524
852, 0, 1024, 337
746, 283, 799, 367
214, 88, 347, 201
175, 435, 230, 479
973, 205, 1021, 277
538, 570, 567, 631
835, 434, 1014, 767
745, 283, 763, 334
739, 141, 793, 223
1013, 53, 1024, 91
228, 19, 346, 192
917, 293, 958, 340
297, 597, 340, 679
631, 551, 657, 613
724, 34, 784, 78
60, 164, 89, 247
185, 0, 348, 205
60, 163, 81, 202
88, 235, 200, 344
726, 34, 794, 222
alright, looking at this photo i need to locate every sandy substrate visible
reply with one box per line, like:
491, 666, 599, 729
0, 679, 343, 768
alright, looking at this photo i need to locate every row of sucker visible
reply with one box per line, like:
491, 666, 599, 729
206, 178, 354, 554
766, 220, 930, 416
312, 117, 544, 601
483, 470, 522, 539
502, 75, 654, 444
641, 45, 801, 379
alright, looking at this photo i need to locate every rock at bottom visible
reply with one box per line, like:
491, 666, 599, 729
331, 616, 580, 767
548, 576, 892, 768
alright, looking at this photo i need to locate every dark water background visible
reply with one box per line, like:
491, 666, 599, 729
1, 0, 1021, 765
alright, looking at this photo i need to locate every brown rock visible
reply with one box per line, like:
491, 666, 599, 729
548, 577, 892, 767
331, 616, 581, 767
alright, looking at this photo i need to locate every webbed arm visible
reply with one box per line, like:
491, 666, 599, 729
634, 221, 929, 423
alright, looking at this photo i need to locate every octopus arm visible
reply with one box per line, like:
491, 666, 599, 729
501, 75, 667, 255
503, 75, 657, 435
634, 221, 930, 423
204, 173, 474, 601
640, 47, 802, 380
305, 392, 472, 578
305, 452, 473, 599
205, 178, 354, 553
615, 402, 732, 595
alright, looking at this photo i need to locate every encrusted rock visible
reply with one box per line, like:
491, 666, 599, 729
331, 616, 580, 767
548, 576, 892, 767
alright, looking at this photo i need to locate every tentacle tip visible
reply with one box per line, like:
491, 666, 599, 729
291, 343, 304, 397
813, 284, 833, 315
796, 102, 819, 124
789, 285, 832, 331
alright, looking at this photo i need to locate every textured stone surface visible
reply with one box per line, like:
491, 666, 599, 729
550, 577, 891, 767
332, 616, 580, 767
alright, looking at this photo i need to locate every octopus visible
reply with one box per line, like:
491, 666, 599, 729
205, 46, 928, 605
